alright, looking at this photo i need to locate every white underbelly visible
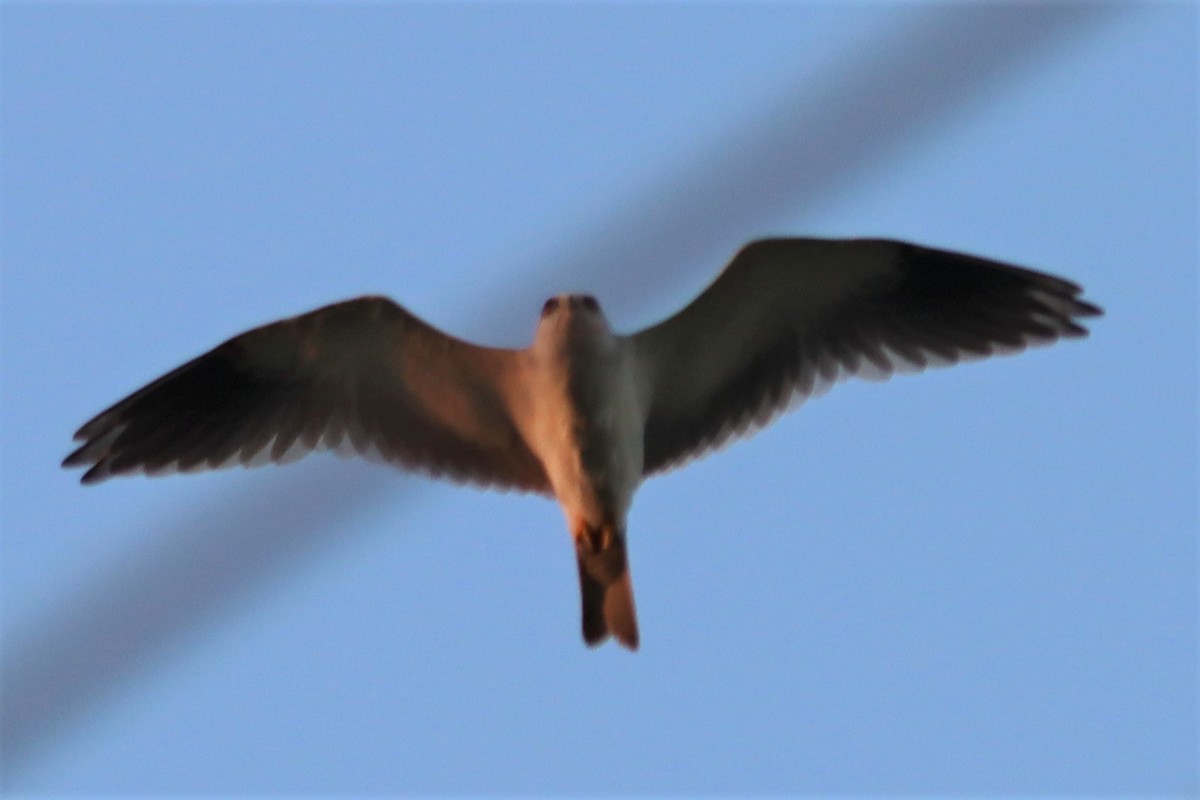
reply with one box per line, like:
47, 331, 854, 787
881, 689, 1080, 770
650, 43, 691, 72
530, 369, 644, 527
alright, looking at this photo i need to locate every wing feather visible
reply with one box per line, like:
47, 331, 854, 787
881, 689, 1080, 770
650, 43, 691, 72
64, 296, 550, 493
632, 238, 1102, 475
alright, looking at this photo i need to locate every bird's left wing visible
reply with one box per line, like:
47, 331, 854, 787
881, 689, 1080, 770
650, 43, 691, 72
64, 296, 550, 493
629, 238, 1102, 475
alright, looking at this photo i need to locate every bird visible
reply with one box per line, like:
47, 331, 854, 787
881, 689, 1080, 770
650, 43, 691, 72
64, 237, 1102, 650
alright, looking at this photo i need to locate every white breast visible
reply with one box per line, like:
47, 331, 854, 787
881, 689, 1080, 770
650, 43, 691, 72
522, 320, 644, 528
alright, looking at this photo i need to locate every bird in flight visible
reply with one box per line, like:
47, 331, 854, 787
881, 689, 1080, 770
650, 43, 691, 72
64, 238, 1102, 650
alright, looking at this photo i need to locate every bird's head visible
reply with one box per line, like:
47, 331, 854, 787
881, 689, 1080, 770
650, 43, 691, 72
534, 293, 613, 351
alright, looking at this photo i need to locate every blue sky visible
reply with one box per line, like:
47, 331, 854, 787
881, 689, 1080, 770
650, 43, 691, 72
1, 2, 1196, 795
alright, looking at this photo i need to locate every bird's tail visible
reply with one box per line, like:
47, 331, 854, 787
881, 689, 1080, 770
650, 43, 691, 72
576, 525, 639, 650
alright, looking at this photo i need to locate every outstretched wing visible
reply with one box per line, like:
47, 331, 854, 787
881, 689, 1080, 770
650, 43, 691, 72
64, 296, 550, 493
630, 238, 1103, 475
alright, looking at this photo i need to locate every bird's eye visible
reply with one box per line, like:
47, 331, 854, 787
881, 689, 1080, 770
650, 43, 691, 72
579, 295, 599, 312
541, 297, 561, 317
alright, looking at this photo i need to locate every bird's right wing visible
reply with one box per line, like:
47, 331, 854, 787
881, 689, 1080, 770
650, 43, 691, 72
629, 238, 1102, 475
64, 296, 551, 493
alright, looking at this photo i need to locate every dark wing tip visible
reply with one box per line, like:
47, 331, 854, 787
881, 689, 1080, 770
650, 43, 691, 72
62, 447, 98, 475
63, 408, 124, 482
61, 338, 275, 484
79, 464, 110, 485
62, 446, 87, 469
61, 296, 416, 488
899, 242, 1104, 340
